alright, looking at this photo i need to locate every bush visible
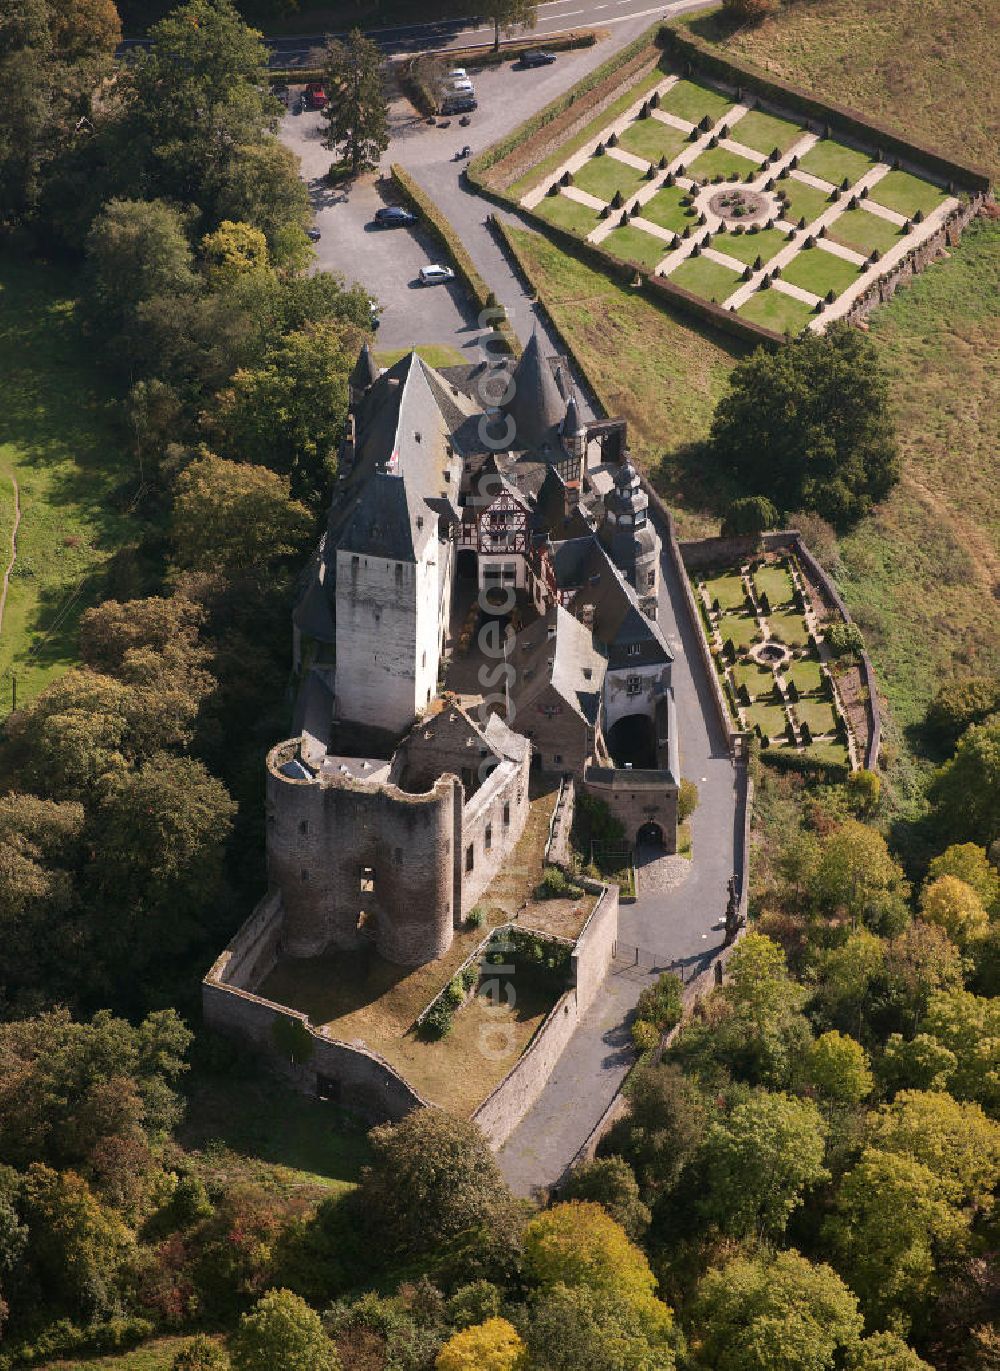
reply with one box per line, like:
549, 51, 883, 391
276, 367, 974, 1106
631, 1019, 660, 1054
678, 778, 700, 824
421, 998, 454, 1039
722, 495, 779, 539
635, 971, 683, 1034
846, 769, 881, 815
467, 905, 486, 929
825, 621, 866, 660
536, 866, 582, 899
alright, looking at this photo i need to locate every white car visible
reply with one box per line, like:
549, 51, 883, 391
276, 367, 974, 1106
450, 79, 475, 95
419, 264, 456, 286
448, 67, 468, 80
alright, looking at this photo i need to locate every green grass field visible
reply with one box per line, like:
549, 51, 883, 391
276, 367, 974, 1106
748, 701, 791, 738
768, 610, 810, 649
619, 116, 690, 164
534, 189, 602, 236
733, 660, 774, 700
508, 69, 665, 199
786, 658, 823, 696
687, 144, 762, 182
660, 77, 734, 126
798, 137, 877, 187
731, 107, 804, 155
753, 563, 795, 605
668, 252, 742, 302
868, 168, 949, 219
738, 288, 815, 335
779, 177, 836, 227
604, 222, 670, 269
829, 206, 903, 255
718, 611, 760, 650
796, 699, 839, 736
715, 226, 787, 267
0, 255, 141, 707
639, 184, 695, 233
375, 343, 466, 368
38, 1336, 207, 1371
705, 571, 747, 611
781, 245, 862, 298
573, 153, 647, 203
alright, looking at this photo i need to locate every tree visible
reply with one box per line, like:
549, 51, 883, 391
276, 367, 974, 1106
5, 670, 133, 800
230, 1288, 340, 1371
920, 875, 989, 947
721, 494, 779, 539
698, 1092, 828, 1239
883, 921, 965, 1035
0, 793, 85, 990
877, 1034, 957, 1097
560, 1157, 650, 1241
869, 1089, 1000, 1209
688, 1249, 863, 1371
809, 819, 909, 933
926, 842, 999, 915
212, 140, 312, 267
208, 320, 362, 503
807, 1031, 873, 1107
172, 454, 315, 573
200, 220, 270, 282
922, 988, 1000, 1111
523, 1202, 664, 1310
810, 927, 885, 1039
602, 1061, 710, 1196
173, 1336, 232, 1371
708, 324, 899, 528
844, 1333, 932, 1371
358, 1111, 516, 1262
845, 769, 880, 816
923, 675, 1000, 755
435, 1317, 525, 1371
524, 1282, 678, 1371
479, 0, 537, 52
928, 714, 1000, 846
321, 30, 389, 176
824, 1147, 967, 1329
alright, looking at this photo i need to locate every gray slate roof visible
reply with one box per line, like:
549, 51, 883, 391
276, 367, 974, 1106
502, 330, 569, 454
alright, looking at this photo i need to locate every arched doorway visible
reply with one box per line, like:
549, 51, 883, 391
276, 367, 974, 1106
637, 820, 665, 848
607, 713, 657, 769
456, 548, 477, 580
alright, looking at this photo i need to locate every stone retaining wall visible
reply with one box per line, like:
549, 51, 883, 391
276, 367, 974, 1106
572, 881, 620, 1014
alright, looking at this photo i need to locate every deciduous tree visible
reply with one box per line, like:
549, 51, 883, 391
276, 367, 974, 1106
230, 1288, 340, 1371
807, 1030, 873, 1107
927, 714, 1000, 846
920, 875, 989, 947
809, 819, 909, 933
560, 1156, 650, 1240
435, 1317, 524, 1371
172, 454, 314, 573
480, 0, 537, 52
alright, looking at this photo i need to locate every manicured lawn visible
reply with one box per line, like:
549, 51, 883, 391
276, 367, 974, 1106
534, 189, 602, 236
715, 226, 788, 267
829, 206, 903, 255
868, 168, 948, 219
718, 611, 760, 650
808, 740, 851, 769
619, 116, 689, 164
748, 701, 791, 738
786, 657, 824, 695
798, 137, 876, 187
509, 69, 665, 199
499, 224, 743, 532
731, 107, 805, 155
37, 1336, 214, 1371
376, 343, 466, 368
738, 288, 815, 335
638, 184, 695, 234
668, 252, 742, 303
603, 223, 671, 270
705, 571, 747, 612
687, 143, 762, 182
754, 562, 795, 605
733, 660, 775, 700
0, 256, 141, 706
659, 77, 734, 126
778, 176, 834, 227
768, 610, 810, 649
573, 153, 647, 203
796, 699, 840, 736
781, 244, 862, 298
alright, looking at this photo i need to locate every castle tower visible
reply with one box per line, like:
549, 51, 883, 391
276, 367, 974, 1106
599, 459, 660, 615
348, 341, 380, 410
561, 393, 587, 475
502, 327, 567, 453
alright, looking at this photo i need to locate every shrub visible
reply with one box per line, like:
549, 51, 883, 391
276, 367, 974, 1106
846, 769, 881, 815
825, 621, 866, 660
536, 866, 579, 899
635, 971, 683, 1034
421, 998, 454, 1039
631, 1019, 660, 1054
467, 905, 486, 929
678, 778, 700, 823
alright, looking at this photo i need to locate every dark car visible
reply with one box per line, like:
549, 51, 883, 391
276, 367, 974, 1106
306, 227, 321, 242
373, 206, 417, 228
440, 93, 478, 115
519, 49, 556, 67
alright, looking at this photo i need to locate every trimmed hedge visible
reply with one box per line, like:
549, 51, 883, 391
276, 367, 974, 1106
758, 748, 850, 785
661, 26, 992, 193
389, 164, 519, 355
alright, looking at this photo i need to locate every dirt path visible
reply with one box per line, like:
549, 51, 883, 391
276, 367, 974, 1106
902, 470, 1000, 595
0, 473, 20, 639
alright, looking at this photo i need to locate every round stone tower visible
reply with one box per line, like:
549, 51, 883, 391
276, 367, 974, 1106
599, 460, 660, 613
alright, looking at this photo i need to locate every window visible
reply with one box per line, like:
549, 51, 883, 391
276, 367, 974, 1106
465, 844, 475, 873
626, 675, 642, 696
627, 643, 641, 657
647, 570, 656, 587
581, 604, 595, 628
360, 866, 375, 894
503, 802, 510, 827
298, 819, 308, 835
553, 754, 563, 765
351, 555, 360, 572
395, 563, 403, 584
301, 868, 309, 882
357, 910, 371, 930
485, 823, 492, 851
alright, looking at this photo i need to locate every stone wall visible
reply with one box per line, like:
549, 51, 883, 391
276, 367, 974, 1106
544, 775, 575, 869
203, 898, 428, 1122
581, 767, 679, 853
472, 990, 580, 1150
220, 889, 283, 991
572, 881, 619, 1014
459, 750, 531, 916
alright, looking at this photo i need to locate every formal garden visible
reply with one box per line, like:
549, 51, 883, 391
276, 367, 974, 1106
521, 70, 957, 336
694, 552, 859, 774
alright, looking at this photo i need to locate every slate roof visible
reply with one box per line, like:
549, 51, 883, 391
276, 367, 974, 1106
549, 536, 672, 670
502, 329, 569, 454
508, 604, 606, 725
349, 341, 380, 391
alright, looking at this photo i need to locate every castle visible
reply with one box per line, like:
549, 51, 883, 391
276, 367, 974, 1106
265, 334, 680, 969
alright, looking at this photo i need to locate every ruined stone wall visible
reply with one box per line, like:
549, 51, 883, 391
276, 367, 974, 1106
266, 742, 460, 966
203, 900, 428, 1122
572, 881, 619, 1014
458, 753, 531, 918
397, 705, 499, 796
219, 889, 283, 991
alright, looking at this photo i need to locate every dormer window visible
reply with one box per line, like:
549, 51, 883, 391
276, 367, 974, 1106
627, 643, 641, 657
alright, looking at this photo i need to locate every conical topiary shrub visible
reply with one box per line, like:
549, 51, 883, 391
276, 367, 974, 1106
753, 254, 762, 270
611, 189, 624, 209
659, 155, 668, 170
